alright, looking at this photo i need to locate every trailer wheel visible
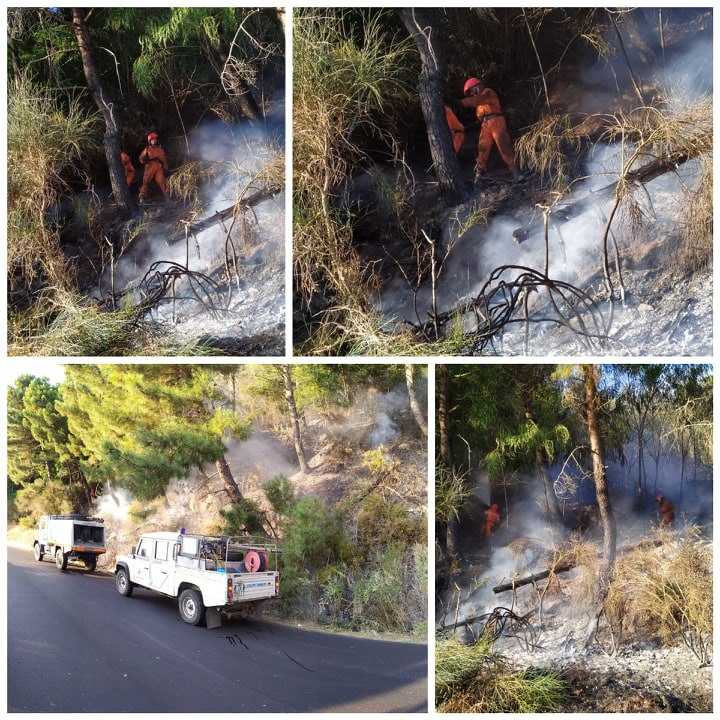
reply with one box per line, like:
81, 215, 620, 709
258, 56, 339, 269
33, 543, 44, 562
179, 588, 205, 626
115, 568, 133, 596
85, 556, 97, 573
55, 548, 68, 571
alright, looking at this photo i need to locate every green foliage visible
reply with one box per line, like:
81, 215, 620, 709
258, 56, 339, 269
436, 639, 566, 712
263, 474, 296, 516
15, 478, 82, 526
352, 542, 418, 633
241, 364, 405, 411
7, 374, 91, 518
220, 499, 268, 536
356, 492, 425, 551
282, 497, 349, 570
361, 445, 400, 476
130, 8, 279, 97
446, 366, 570, 481
58, 365, 250, 500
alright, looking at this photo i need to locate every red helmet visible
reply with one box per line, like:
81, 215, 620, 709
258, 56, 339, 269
147, 132, 159, 142
464, 77, 482, 95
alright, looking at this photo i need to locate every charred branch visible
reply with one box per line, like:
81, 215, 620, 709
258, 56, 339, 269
513, 150, 694, 244
492, 538, 664, 594
170, 185, 280, 244
411, 264, 612, 353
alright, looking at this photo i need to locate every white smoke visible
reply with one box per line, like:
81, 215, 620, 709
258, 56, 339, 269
92, 100, 285, 347
377, 23, 712, 355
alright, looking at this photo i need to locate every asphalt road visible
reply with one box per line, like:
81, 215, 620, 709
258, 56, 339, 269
7, 547, 427, 712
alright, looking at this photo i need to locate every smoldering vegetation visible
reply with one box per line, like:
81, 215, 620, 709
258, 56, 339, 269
435, 364, 712, 712
9, 364, 428, 635
7, 8, 285, 356
293, 8, 712, 356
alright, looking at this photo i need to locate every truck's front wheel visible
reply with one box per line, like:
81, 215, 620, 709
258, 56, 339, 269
33, 543, 44, 562
179, 588, 205, 626
55, 549, 68, 571
116, 568, 133, 596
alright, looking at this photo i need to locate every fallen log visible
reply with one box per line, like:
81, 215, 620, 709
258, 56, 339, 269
513, 151, 692, 243
492, 537, 664, 594
169, 185, 280, 243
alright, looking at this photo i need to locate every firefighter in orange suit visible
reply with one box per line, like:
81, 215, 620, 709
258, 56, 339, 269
484, 503, 502, 537
138, 131, 168, 202
656, 495, 675, 527
460, 77, 520, 182
119, 151, 136, 187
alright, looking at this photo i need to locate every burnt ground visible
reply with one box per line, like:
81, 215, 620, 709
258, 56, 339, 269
61, 186, 285, 355
437, 493, 713, 713
360, 164, 711, 356
553, 645, 712, 712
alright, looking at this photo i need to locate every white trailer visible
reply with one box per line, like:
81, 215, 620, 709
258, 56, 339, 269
115, 532, 280, 628
33, 514, 106, 572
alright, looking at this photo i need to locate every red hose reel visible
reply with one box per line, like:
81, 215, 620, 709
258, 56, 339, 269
243, 550, 268, 573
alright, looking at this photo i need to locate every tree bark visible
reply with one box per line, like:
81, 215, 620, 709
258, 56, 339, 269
281, 365, 309, 474
583, 364, 617, 576
398, 9, 465, 201
405, 364, 427, 437
234, 77, 261, 121
215, 455, 243, 503
71, 8, 132, 211
538, 450, 562, 522
437, 364, 451, 467
436, 364, 460, 561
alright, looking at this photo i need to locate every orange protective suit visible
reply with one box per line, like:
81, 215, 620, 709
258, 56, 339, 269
656, 496, 675, 526
139, 144, 168, 200
444, 105, 465, 154
461, 88, 516, 174
484, 503, 501, 537
120, 151, 136, 187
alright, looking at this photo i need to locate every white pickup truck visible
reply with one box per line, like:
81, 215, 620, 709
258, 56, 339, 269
115, 532, 280, 628
33, 514, 106, 572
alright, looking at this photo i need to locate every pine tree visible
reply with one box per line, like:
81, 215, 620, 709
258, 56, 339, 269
58, 365, 250, 500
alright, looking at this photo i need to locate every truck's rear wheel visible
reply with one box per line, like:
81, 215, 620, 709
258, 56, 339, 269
33, 543, 44, 562
85, 556, 97, 573
116, 568, 133, 596
55, 548, 68, 571
179, 588, 205, 626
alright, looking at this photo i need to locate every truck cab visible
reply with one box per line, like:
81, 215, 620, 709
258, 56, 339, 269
34, 514, 106, 572
115, 532, 279, 628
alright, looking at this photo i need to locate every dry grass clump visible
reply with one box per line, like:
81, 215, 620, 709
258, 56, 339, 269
8, 289, 215, 357
678, 155, 712, 273
8, 76, 99, 288
300, 303, 468, 357
516, 114, 583, 192
436, 638, 565, 712
549, 535, 600, 606
253, 150, 285, 192
166, 160, 223, 206
599, 97, 712, 178
293, 9, 414, 352
605, 528, 712, 664
435, 466, 470, 523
